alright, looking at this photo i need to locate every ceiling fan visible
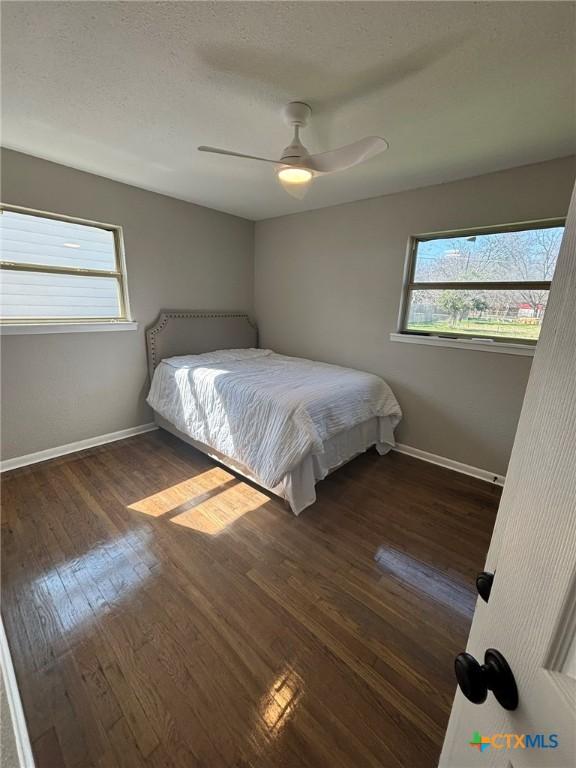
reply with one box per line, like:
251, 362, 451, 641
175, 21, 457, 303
198, 101, 388, 199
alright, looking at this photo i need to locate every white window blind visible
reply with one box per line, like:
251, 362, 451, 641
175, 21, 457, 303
0, 208, 129, 323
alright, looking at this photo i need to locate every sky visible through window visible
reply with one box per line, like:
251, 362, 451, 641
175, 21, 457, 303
406, 226, 563, 342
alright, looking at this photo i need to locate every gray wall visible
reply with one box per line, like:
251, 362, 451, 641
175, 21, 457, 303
255, 157, 576, 475
3, 150, 574, 474
1, 149, 254, 460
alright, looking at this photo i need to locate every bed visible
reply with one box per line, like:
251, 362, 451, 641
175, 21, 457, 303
145, 310, 401, 514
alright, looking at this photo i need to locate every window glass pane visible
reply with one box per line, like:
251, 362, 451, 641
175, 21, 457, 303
406, 288, 549, 341
0, 271, 121, 319
413, 227, 563, 283
0, 210, 116, 271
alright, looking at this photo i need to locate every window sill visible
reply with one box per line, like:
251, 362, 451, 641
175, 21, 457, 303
389, 332, 535, 357
0, 321, 138, 336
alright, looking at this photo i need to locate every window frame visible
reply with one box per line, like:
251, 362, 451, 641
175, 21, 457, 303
0, 203, 132, 325
398, 217, 565, 346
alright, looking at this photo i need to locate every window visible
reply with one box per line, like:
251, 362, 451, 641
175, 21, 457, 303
0, 205, 131, 326
400, 220, 564, 345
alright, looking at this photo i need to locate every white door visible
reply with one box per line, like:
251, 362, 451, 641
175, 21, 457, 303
439, 185, 576, 768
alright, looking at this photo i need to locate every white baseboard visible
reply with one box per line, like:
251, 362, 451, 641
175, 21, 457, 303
1, 620, 35, 768
0, 423, 158, 473
393, 442, 505, 486
0, 422, 504, 487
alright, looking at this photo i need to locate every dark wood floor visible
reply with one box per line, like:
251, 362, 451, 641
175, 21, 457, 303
1, 430, 500, 768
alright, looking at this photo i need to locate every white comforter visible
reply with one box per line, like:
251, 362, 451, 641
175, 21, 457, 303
147, 349, 401, 488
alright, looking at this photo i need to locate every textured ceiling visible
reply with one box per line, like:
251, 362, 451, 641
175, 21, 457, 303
2, 1, 575, 220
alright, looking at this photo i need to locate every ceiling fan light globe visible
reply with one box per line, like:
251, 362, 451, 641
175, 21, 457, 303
276, 166, 313, 199
277, 167, 313, 184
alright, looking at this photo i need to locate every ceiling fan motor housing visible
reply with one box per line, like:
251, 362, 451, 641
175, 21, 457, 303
280, 140, 310, 164
280, 102, 313, 165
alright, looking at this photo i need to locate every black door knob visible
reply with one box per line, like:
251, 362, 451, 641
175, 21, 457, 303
476, 571, 494, 602
455, 649, 518, 711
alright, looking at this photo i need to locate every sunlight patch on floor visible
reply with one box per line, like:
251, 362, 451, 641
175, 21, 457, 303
260, 666, 303, 736
171, 482, 270, 534
127, 466, 235, 516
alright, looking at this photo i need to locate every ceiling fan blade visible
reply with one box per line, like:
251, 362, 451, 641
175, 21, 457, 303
198, 146, 278, 165
305, 136, 388, 174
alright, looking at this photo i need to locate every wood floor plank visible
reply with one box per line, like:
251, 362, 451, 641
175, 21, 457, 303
1, 430, 499, 767
33, 727, 67, 768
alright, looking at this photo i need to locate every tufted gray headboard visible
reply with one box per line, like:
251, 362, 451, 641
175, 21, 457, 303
145, 310, 258, 378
